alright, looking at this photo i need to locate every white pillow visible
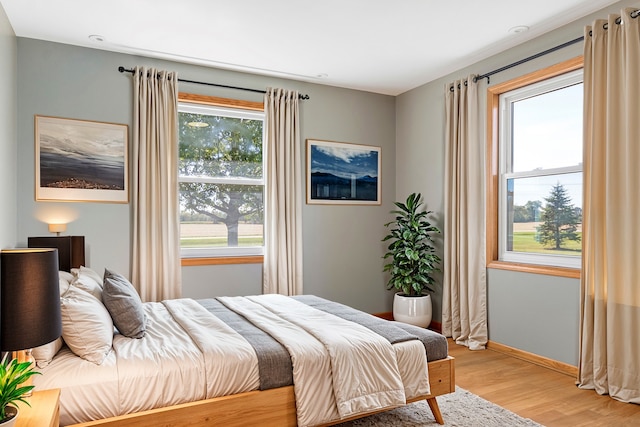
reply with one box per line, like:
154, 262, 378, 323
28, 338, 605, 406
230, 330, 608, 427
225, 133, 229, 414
71, 275, 102, 301
83, 266, 103, 285
70, 266, 103, 301
60, 286, 113, 365
59, 278, 70, 297
59, 270, 74, 283
59, 271, 74, 296
32, 337, 64, 368
71, 266, 104, 287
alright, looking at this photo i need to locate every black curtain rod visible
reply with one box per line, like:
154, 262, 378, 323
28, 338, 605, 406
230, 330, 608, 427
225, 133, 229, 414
474, 8, 640, 85
473, 36, 584, 84
118, 66, 310, 100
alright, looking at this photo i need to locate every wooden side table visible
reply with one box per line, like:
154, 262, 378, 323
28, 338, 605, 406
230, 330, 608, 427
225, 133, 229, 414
27, 235, 85, 271
15, 388, 60, 427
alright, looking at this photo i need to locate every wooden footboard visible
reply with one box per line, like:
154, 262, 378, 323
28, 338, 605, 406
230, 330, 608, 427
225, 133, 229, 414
70, 356, 455, 427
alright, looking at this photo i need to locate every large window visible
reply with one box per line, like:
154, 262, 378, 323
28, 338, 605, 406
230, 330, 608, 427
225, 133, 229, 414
178, 96, 265, 260
488, 58, 583, 274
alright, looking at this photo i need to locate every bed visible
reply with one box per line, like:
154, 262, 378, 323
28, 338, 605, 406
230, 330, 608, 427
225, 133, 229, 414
32, 267, 455, 427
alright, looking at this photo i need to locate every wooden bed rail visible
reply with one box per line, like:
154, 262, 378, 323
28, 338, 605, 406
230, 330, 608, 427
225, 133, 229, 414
70, 356, 454, 427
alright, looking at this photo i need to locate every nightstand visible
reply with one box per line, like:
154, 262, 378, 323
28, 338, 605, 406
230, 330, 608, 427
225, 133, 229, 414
15, 388, 60, 427
27, 235, 85, 271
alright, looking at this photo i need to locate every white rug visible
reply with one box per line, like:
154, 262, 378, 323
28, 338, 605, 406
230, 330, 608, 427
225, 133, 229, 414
335, 387, 543, 426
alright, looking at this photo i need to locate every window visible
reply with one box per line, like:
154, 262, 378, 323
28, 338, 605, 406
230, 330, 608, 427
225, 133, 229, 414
487, 58, 583, 275
178, 95, 265, 260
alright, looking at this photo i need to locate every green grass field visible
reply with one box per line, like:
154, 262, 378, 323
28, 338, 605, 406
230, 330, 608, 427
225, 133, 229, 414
181, 236, 263, 247
512, 231, 581, 254
180, 222, 263, 248
181, 229, 581, 254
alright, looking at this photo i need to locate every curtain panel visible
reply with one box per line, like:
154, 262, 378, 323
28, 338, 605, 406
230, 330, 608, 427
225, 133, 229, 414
578, 8, 640, 403
442, 77, 488, 350
131, 67, 182, 302
263, 88, 303, 296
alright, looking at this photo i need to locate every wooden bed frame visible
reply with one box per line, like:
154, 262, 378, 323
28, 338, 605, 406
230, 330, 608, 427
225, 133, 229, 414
37, 240, 456, 426
70, 356, 454, 427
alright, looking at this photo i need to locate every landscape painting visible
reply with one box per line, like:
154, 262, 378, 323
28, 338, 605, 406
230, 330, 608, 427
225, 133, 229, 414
35, 116, 128, 203
307, 139, 381, 205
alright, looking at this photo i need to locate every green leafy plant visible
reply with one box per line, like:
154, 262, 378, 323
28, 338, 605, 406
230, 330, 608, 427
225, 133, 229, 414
0, 353, 40, 421
382, 193, 442, 296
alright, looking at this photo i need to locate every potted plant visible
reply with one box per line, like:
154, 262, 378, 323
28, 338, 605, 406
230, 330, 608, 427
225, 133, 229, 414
0, 353, 39, 426
382, 192, 441, 327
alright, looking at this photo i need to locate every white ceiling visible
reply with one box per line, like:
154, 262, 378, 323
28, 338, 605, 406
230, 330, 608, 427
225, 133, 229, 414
0, 0, 624, 95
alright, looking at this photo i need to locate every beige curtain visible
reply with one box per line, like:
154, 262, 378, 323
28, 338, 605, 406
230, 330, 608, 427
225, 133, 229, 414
442, 77, 488, 350
263, 88, 303, 295
131, 66, 182, 302
579, 9, 640, 403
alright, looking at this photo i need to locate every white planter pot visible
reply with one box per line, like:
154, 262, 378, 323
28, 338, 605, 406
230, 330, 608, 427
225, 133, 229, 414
393, 293, 432, 328
0, 406, 18, 427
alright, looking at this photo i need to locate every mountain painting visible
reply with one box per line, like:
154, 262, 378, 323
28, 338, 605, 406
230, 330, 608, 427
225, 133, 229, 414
307, 140, 381, 204
35, 116, 129, 203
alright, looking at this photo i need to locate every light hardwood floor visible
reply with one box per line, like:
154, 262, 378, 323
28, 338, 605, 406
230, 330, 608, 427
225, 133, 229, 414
447, 339, 640, 426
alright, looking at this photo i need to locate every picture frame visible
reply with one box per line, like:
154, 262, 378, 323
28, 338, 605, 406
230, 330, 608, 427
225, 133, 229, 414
306, 139, 381, 205
35, 115, 129, 203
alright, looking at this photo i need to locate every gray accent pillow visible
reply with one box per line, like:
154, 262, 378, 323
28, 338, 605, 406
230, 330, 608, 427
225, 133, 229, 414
102, 268, 146, 339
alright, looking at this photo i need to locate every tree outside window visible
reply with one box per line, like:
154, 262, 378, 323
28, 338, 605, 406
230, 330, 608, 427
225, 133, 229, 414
178, 103, 264, 257
536, 183, 581, 250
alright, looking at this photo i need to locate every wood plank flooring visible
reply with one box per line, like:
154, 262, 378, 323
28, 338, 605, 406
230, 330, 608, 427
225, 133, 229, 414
447, 339, 640, 426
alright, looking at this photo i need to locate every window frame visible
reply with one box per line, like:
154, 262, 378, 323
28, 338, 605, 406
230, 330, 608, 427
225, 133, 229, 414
177, 93, 265, 266
486, 57, 583, 278
498, 69, 583, 269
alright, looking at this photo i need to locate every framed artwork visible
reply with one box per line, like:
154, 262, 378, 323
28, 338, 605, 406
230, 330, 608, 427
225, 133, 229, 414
306, 139, 381, 205
35, 115, 129, 203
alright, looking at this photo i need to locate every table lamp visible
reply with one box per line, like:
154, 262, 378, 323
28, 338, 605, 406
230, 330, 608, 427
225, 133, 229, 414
0, 248, 62, 394
48, 223, 67, 237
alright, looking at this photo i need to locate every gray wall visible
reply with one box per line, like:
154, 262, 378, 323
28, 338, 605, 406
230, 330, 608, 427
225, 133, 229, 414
16, 40, 132, 275
396, 0, 639, 366
12, 1, 638, 365
488, 269, 579, 364
15, 38, 396, 314
395, 80, 447, 324
0, 3, 17, 248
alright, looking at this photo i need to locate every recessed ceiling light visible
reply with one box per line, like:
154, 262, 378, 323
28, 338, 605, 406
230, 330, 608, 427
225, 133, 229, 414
508, 26, 529, 34
88, 34, 106, 42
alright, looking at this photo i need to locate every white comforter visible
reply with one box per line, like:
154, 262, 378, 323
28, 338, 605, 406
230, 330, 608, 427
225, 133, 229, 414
35, 296, 429, 426
219, 294, 428, 426
36, 300, 260, 425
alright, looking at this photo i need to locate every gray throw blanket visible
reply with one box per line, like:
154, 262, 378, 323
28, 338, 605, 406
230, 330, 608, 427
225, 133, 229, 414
292, 295, 448, 361
197, 298, 293, 390
197, 295, 448, 391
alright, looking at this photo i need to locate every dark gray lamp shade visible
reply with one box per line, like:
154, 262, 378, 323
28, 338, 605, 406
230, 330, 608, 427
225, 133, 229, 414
0, 248, 62, 351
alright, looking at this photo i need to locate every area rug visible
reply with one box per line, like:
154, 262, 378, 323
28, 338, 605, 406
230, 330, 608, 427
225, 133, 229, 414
335, 387, 543, 426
